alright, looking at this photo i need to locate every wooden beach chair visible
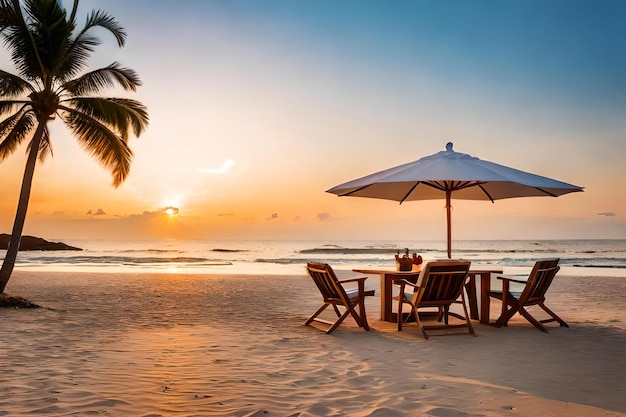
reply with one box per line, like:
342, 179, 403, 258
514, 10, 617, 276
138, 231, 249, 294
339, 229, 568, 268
394, 260, 474, 339
489, 259, 568, 332
305, 262, 371, 334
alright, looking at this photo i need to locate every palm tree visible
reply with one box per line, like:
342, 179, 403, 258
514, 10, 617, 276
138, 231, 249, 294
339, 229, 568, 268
0, 0, 149, 293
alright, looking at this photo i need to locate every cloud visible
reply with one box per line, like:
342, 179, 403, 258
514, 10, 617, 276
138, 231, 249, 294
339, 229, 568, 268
197, 159, 236, 174
127, 210, 162, 220
317, 212, 331, 221
120, 208, 180, 221
597, 212, 616, 217
266, 213, 278, 220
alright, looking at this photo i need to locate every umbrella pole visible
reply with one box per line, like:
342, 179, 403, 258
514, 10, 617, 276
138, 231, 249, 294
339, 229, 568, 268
446, 190, 452, 259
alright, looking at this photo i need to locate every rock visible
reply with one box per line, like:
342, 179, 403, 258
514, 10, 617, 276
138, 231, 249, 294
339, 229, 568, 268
0, 293, 41, 308
0, 234, 82, 251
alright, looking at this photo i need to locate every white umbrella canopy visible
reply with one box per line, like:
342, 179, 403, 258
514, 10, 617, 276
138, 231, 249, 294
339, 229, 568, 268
327, 142, 584, 258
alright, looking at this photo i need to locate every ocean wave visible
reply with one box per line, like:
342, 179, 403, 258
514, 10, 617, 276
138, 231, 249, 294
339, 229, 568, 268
300, 246, 625, 256
256, 258, 305, 265
299, 247, 554, 256
118, 249, 184, 254
18, 255, 224, 265
500, 257, 626, 268
573, 264, 626, 269
299, 248, 429, 255
256, 257, 396, 265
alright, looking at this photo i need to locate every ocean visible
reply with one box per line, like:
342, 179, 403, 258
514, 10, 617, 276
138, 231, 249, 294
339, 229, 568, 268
3, 238, 626, 278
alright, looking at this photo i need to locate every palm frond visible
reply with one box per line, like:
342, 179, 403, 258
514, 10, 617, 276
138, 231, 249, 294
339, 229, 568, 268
0, 0, 20, 28
59, 10, 127, 81
21, 0, 73, 82
67, 0, 78, 27
62, 62, 142, 95
0, 0, 44, 80
65, 110, 132, 187
0, 104, 30, 137
62, 96, 148, 139
57, 30, 93, 77
0, 109, 35, 160
0, 69, 36, 96
0, 0, 26, 32
0, 99, 29, 117
81, 9, 126, 47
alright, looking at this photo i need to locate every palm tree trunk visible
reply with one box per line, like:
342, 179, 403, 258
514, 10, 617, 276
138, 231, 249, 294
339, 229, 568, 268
0, 122, 45, 293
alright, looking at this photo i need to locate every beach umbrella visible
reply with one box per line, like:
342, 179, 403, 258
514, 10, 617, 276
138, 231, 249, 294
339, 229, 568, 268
326, 142, 584, 258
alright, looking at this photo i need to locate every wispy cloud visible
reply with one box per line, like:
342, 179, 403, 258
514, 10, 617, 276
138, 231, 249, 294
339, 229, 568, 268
86, 208, 106, 216
598, 212, 616, 217
317, 212, 331, 221
198, 159, 236, 174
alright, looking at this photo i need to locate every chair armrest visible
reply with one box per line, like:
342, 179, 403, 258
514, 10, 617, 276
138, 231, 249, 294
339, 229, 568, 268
496, 275, 527, 285
338, 276, 368, 284
339, 277, 372, 296
393, 278, 419, 288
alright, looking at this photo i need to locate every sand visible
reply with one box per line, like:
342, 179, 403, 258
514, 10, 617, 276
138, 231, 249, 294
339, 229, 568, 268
0, 269, 624, 417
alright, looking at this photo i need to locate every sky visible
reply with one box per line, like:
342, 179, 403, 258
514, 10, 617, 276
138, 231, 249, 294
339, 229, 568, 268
1, 0, 625, 242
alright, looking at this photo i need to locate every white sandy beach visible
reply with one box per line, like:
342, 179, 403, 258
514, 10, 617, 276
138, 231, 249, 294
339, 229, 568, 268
1, 270, 624, 417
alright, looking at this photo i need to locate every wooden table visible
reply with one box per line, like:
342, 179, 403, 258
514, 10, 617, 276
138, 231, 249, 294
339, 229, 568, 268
465, 268, 503, 324
354, 266, 502, 324
353, 268, 420, 322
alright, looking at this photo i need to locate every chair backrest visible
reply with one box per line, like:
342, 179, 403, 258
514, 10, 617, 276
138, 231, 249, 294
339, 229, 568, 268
306, 262, 349, 303
519, 259, 560, 303
413, 260, 471, 307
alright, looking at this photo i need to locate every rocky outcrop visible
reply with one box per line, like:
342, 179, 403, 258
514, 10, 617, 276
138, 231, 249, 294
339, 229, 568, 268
0, 234, 82, 251
0, 293, 41, 308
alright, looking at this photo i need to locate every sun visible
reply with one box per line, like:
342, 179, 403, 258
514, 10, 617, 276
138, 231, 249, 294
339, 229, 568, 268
164, 207, 179, 216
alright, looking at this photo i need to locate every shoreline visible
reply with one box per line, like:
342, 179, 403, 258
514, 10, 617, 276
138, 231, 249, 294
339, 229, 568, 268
1, 270, 625, 416
9, 262, 626, 278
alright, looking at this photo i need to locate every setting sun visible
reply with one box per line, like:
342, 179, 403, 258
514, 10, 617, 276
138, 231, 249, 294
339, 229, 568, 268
164, 207, 179, 216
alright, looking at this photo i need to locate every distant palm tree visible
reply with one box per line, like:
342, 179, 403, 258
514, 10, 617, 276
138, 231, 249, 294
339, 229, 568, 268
0, 0, 149, 293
